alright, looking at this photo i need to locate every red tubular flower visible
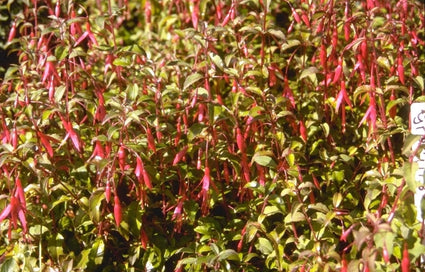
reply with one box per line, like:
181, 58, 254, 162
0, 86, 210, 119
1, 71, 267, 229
397, 54, 405, 84
37, 131, 54, 158
341, 256, 348, 272
105, 182, 111, 203
61, 117, 81, 152
173, 146, 188, 166
0, 194, 27, 235
144, 0, 151, 24
257, 165, 265, 186
114, 195, 122, 227
74, 22, 98, 47
299, 120, 307, 142
198, 166, 218, 214
340, 224, 354, 242
236, 127, 245, 152
237, 224, 246, 252
55, 1, 60, 17
336, 80, 352, 112
7, 21, 16, 42
199, 166, 211, 215
333, 58, 343, 84
283, 77, 295, 108
241, 154, 250, 182
140, 228, 148, 249
291, 7, 301, 23
389, 91, 397, 118
221, 2, 235, 26
172, 199, 184, 232
118, 145, 126, 171
383, 243, 390, 263
191, 0, 199, 29
142, 167, 153, 189
146, 126, 156, 152
135, 155, 152, 189
401, 242, 409, 272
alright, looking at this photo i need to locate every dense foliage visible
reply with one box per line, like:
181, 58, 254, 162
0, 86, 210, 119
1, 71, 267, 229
1, 0, 425, 271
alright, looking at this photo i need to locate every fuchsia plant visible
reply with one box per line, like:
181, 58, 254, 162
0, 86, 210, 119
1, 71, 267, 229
0, 0, 424, 271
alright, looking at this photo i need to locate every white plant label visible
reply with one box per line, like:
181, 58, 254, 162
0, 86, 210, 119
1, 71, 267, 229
411, 103, 425, 222
411, 102, 425, 135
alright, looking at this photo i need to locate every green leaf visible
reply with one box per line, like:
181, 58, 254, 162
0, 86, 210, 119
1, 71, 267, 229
210, 104, 224, 122
95, 16, 105, 29
194, 225, 210, 235
385, 98, 406, 115
51, 195, 72, 210
209, 53, 224, 71
300, 67, 319, 81
188, 123, 208, 141
263, 205, 282, 216
333, 192, 343, 208
308, 203, 329, 213
373, 232, 395, 256
177, 257, 197, 266
244, 253, 260, 263
196, 87, 209, 100
48, 233, 65, 260
1, 143, 14, 153
253, 155, 277, 168
0, 258, 18, 272
353, 85, 372, 103
414, 76, 424, 92
411, 239, 425, 259
172, 247, 195, 255
217, 249, 240, 262
257, 237, 273, 255
69, 48, 87, 59
280, 39, 300, 52
285, 212, 305, 223
402, 135, 421, 156
75, 249, 90, 270
246, 224, 258, 243
90, 238, 105, 265
332, 170, 345, 182
183, 73, 203, 90
364, 188, 381, 210
339, 154, 352, 162
113, 57, 131, 66
54, 85, 67, 104
88, 188, 105, 223
249, 105, 264, 119
41, 27, 59, 36
29, 225, 49, 236
267, 29, 285, 40
55, 46, 68, 61
126, 83, 139, 101
384, 85, 409, 95
106, 125, 120, 140
404, 161, 419, 192
3, 66, 19, 82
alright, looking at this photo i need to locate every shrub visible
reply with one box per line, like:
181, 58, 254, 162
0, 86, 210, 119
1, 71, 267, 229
0, 0, 424, 271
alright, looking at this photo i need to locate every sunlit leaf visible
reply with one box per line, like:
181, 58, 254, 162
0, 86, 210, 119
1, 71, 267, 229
253, 155, 277, 168
183, 73, 203, 91
209, 53, 224, 71
113, 57, 131, 66
257, 237, 273, 255
217, 249, 240, 262
404, 162, 419, 192
48, 233, 65, 260
0, 258, 18, 272
88, 189, 105, 223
